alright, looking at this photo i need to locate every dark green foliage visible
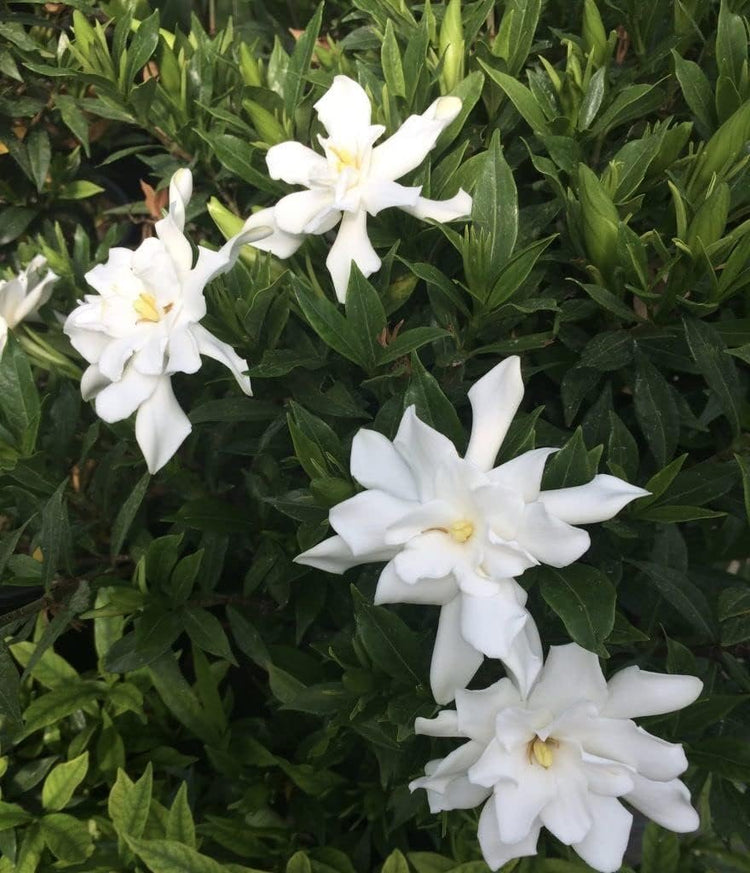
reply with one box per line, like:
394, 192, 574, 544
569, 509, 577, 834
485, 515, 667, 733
0, 0, 749, 872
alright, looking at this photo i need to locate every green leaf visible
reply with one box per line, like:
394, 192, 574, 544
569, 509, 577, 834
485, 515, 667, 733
718, 586, 750, 645
0, 640, 21, 725
632, 561, 716, 639
182, 607, 237, 665
41, 752, 89, 812
478, 61, 549, 133
578, 282, 643, 323
403, 352, 464, 450
295, 283, 363, 367
381, 20, 405, 98
690, 737, 750, 782
166, 783, 196, 848
0, 334, 40, 452
26, 128, 50, 194
57, 180, 104, 199
537, 565, 615, 656
0, 799, 32, 831
148, 653, 220, 744
110, 471, 150, 557
590, 83, 663, 137
580, 331, 634, 371
39, 813, 93, 863
578, 66, 606, 130
169, 549, 204, 603
683, 317, 741, 435
633, 352, 679, 467
23, 680, 103, 734
125, 10, 159, 88
287, 851, 312, 873
671, 50, 716, 137
344, 265, 387, 373
736, 453, 750, 526
54, 94, 90, 155
208, 134, 283, 194
641, 823, 679, 873
38, 480, 70, 589
284, 3, 323, 119
108, 764, 153, 839
378, 326, 449, 364
227, 606, 271, 669
351, 587, 425, 684
542, 427, 600, 489
382, 850, 410, 873
472, 131, 518, 286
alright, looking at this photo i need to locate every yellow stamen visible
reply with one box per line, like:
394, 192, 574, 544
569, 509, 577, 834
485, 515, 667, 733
329, 144, 359, 171
449, 520, 474, 544
133, 292, 161, 323
529, 736, 557, 769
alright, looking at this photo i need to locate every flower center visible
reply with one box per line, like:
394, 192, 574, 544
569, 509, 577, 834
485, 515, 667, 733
449, 520, 474, 544
133, 293, 172, 323
329, 144, 360, 173
528, 736, 558, 769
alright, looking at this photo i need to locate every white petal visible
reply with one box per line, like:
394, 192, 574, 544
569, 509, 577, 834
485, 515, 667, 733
294, 534, 362, 573
624, 774, 700, 832
12, 269, 57, 324
478, 795, 540, 871
409, 741, 488, 812
374, 560, 456, 606
494, 770, 556, 844
539, 474, 650, 525
93, 365, 160, 423
602, 666, 703, 719
274, 189, 337, 236
430, 597, 484, 705
482, 542, 538, 579
326, 209, 380, 303
401, 189, 472, 222
80, 364, 109, 400
242, 207, 308, 259
488, 448, 558, 502
266, 141, 328, 186
459, 589, 529, 661
515, 502, 591, 567
538, 776, 593, 845
96, 337, 136, 383
84, 248, 135, 295
191, 323, 251, 394
501, 617, 544, 699
414, 710, 460, 738
362, 180, 421, 216
529, 643, 608, 714
464, 357, 525, 472
166, 328, 201, 375
168, 168, 192, 231
350, 428, 417, 500
573, 795, 632, 873
455, 678, 521, 743
392, 531, 461, 583
135, 376, 191, 473
133, 335, 168, 376
581, 752, 636, 796
370, 96, 462, 181
393, 406, 461, 501
65, 326, 110, 364
573, 718, 688, 782
314, 75, 372, 140
155, 214, 193, 277
0, 317, 8, 356
329, 489, 411, 557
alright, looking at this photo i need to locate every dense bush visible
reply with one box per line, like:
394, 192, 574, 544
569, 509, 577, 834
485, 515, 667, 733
0, 0, 749, 872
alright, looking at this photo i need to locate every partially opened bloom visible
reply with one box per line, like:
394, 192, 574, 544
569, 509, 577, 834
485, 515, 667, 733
64, 169, 268, 474
0, 255, 58, 354
244, 75, 472, 301
296, 357, 648, 703
411, 644, 702, 872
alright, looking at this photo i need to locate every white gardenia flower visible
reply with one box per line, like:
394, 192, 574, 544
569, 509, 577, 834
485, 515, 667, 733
0, 255, 58, 354
244, 75, 472, 301
296, 357, 648, 704
411, 644, 702, 873
64, 169, 269, 474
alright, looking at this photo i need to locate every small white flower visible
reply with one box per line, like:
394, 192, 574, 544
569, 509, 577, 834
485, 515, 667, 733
244, 75, 472, 301
64, 169, 269, 474
411, 643, 702, 873
295, 357, 648, 703
0, 255, 58, 355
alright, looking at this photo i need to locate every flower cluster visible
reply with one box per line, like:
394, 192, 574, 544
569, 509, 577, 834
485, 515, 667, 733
63, 169, 269, 473
297, 357, 702, 872
14, 74, 701, 870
